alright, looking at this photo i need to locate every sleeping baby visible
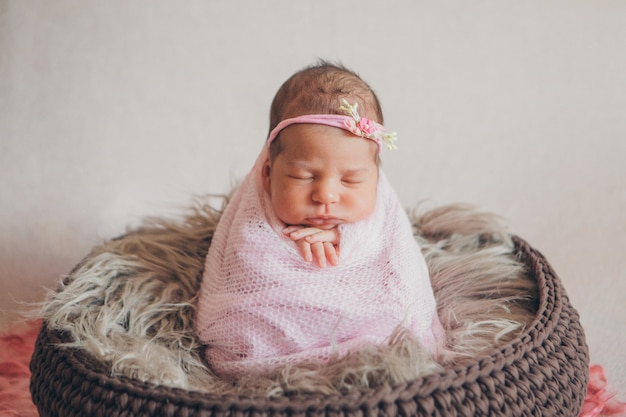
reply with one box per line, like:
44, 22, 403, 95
195, 61, 444, 377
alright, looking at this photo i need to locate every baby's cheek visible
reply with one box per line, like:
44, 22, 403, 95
271, 192, 302, 225
353, 190, 378, 222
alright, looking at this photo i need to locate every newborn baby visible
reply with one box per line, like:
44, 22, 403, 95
195, 61, 444, 377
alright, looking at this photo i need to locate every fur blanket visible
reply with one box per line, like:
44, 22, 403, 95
37, 200, 540, 397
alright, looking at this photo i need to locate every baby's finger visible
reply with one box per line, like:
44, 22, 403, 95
305, 230, 338, 245
288, 227, 323, 241
324, 242, 339, 266
296, 239, 313, 263
311, 242, 327, 268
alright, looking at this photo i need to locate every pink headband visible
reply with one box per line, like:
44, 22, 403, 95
267, 100, 398, 152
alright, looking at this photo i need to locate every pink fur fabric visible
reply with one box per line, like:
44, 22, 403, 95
580, 365, 626, 417
0, 319, 40, 417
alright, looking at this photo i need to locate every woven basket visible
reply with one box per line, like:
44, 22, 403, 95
29, 234, 588, 417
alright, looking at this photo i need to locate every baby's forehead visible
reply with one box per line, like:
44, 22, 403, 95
287, 156, 374, 170
278, 130, 380, 167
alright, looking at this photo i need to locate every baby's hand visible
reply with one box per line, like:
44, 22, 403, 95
283, 226, 340, 268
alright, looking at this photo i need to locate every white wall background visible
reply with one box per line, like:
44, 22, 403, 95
1, 1, 625, 396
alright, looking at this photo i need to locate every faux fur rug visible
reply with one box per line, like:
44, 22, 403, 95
40, 202, 539, 396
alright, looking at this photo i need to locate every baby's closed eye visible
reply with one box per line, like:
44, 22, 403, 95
341, 177, 364, 185
288, 174, 314, 181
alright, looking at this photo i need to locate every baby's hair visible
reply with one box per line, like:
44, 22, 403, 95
268, 60, 384, 161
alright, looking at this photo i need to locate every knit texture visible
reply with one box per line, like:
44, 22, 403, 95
195, 148, 443, 376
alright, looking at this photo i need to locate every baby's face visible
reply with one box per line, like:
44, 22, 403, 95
262, 124, 379, 230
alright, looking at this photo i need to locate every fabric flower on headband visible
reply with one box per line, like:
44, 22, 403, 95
339, 99, 398, 150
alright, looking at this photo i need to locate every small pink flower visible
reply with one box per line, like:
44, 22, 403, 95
339, 100, 398, 150
358, 117, 376, 135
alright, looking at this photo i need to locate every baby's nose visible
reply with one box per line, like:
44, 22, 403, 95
312, 180, 339, 204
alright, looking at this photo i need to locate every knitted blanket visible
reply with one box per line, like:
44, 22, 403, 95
195, 149, 443, 376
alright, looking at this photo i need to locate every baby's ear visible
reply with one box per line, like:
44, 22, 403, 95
261, 159, 272, 195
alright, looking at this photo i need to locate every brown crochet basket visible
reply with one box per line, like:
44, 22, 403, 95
30, 236, 588, 417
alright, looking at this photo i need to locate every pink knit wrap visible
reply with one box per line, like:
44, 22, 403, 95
195, 145, 444, 377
